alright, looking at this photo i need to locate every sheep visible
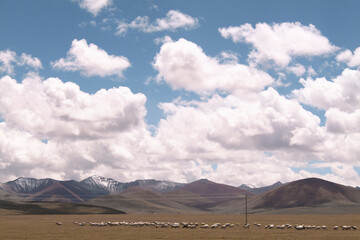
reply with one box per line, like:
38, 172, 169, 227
201, 224, 209, 228
341, 225, 351, 230
243, 223, 250, 229
276, 224, 285, 229
265, 224, 274, 229
210, 223, 221, 229
221, 224, 227, 229
171, 223, 180, 228
295, 224, 304, 230
56, 222, 62, 225
351, 226, 357, 230
333, 226, 339, 230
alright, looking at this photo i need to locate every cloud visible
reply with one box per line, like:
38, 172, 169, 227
293, 68, 360, 112
219, 22, 338, 67
152, 87, 360, 186
0, 122, 57, 180
116, 10, 198, 35
52, 39, 131, 78
286, 63, 306, 76
0, 50, 42, 75
18, 53, 43, 69
74, 0, 113, 16
325, 108, 360, 133
0, 74, 146, 140
153, 38, 274, 94
336, 47, 360, 67
0, 50, 16, 74
307, 66, 317, 76
154, 35, 173, 45
157, 88, 323, 153
0, 73, 358, 186
293, 68, 360, 136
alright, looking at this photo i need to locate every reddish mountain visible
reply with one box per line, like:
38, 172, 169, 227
177, 179, 253, 203
30, 181, 94, 202
253, 177, 360, 209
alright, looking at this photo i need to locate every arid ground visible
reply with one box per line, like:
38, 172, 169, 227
0, 213, 359, 240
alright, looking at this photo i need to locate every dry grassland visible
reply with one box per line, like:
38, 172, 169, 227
0, 213, 359, 240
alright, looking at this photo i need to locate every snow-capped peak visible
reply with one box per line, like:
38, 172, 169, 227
81, 175, 125, 193
239, 183, 257, 189
87, 175, 115, 187
6, 177, 55, 193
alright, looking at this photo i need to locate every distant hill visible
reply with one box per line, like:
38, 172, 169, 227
85, 179, 253, 214
177, 179, 252, 203
1, 176, 184, 202
80, 176, 184, 194
1, 176, 360, 214
0, 189, 21, 202
0, 199, 125, 215
2, 177, 56, 195
86, 186, 205, 214
239, 181, 283, 194
249, 178, 360, 214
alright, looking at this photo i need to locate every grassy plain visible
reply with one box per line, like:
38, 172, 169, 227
0, 213, 359, 240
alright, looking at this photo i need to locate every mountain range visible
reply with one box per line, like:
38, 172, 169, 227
0, 176, 359, 215
0, 176, 184, 202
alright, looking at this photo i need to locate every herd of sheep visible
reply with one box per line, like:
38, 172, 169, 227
56, 221, 357, 231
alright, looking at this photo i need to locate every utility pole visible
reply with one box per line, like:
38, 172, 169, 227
245, 194, 248, 225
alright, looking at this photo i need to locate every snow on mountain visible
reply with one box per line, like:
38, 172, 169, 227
80, 177, 184, 194
128, 179, 184, 192
238, 181, 283, 195
80, 176, 126, 194
238, 183, 257, 189
153, 180, 185, 192
1, 176, 185, 197
5, 177, 56, 194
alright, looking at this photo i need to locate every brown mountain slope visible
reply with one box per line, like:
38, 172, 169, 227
177, 179, 252, 204
0, 200, 125, 215
252, 177, 360, 209
162, 190, 214, 207
86, 186, 206, 214
0, 189, 22, 202
30, 182, 86, 202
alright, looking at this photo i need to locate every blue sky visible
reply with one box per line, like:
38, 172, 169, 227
0, 0, 359, 186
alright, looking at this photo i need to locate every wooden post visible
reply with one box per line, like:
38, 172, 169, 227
245, 194, 248, 225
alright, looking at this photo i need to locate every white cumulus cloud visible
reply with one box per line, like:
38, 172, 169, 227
153, 38, 274, 95
157, 88, 323, 153
336, 47, 360, 67
325, 108, 360, 133
74, 0, 113, 16
0, 50, 42, 75
116, 10, 198, 35
293, 68, 360, 112
52, 39, 131, 78
0, 74, 146, 140
219, 22, 338, 67
18, 53, 43, 69
293, 68, 360, 136
286, 63, 306, 76
0, 50, 16, 74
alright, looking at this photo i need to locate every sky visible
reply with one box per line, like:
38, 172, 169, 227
0, 0, 360, 187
